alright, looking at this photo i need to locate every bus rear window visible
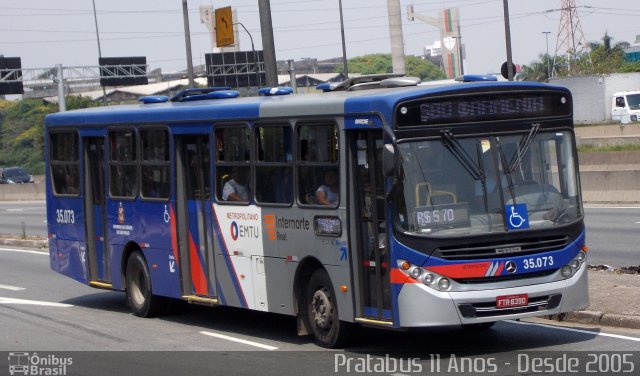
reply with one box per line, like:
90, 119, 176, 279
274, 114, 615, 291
50, 132, 80, 196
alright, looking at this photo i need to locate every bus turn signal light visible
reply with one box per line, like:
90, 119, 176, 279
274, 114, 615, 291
401, 261, 411, 270
340, 285, 348, 293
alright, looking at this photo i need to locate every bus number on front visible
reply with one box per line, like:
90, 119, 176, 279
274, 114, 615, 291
56, 209, 75, 224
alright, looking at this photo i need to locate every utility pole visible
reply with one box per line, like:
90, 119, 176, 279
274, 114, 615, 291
258, 0, 278, 87
502, 0, 514, 81
543, 31, 551, 79
56, 64, 66, 112
387, 0, 406, 74
288, 59, 297, 93
182, 0, 195, 87
338, 0, 349, 78
91, 0, 107, 105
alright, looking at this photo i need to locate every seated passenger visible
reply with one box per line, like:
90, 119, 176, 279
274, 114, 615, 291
222, 168, 249, 201
315, 170, 339, 206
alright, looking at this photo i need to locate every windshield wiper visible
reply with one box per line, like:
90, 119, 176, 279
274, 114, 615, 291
440, 130, 482, 180
508, 123, 540, 173
495, 137, 516, 205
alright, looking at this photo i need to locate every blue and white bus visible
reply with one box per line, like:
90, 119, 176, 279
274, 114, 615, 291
45, 75, 588, 347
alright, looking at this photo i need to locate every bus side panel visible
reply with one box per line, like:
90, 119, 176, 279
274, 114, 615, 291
104, 200, 180, 297
47, 198, 87, 283
271, 206, 354, 322
143, 247, 182, 298
56, 239, 88, 284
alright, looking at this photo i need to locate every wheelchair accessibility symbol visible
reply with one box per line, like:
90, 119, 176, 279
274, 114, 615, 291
505, 204, 529, 230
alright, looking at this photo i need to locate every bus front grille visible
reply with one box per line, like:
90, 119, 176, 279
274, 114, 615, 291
434, 236, 569, 261
458, 294, 562, 318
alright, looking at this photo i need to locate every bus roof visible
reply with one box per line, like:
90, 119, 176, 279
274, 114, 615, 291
45, 81, 567, 127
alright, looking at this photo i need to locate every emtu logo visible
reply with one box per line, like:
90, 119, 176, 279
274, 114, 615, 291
230, 222, 239, 241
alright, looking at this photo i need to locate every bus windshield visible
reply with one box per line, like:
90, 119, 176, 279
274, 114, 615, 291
394, 130, 582, 237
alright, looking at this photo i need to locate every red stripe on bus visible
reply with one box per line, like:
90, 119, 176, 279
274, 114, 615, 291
189, 233, 208, 295
170, 204, 179, 265
428, 262, 492, 279
390, 269, 417, 284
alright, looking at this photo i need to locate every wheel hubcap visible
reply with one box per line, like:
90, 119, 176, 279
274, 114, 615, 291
130, 265, 145, 306
311, 289, 332, 329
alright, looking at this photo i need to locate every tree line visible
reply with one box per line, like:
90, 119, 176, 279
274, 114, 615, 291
0, 96, 96, 175
519, 32, 640, 81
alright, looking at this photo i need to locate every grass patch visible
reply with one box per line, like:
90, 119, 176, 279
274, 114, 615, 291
578, 144, 640, 152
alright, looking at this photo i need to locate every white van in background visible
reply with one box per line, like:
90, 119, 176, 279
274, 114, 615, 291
612, 91, 640, 124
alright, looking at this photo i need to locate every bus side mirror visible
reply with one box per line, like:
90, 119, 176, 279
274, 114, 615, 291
382, 144, 396, 177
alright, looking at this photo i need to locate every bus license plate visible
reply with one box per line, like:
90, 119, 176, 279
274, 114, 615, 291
496, 294, 528, 308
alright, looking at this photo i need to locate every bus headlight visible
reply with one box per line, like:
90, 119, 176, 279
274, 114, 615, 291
397, 260, 452, 291
437, 278, 451, 291
422, 273, 435, 284
561, 249, 588, 279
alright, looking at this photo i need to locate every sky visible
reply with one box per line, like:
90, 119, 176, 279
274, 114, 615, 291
1, 0, 639, 76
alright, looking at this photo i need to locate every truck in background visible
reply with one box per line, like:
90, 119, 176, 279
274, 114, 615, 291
612, 91, 640, 124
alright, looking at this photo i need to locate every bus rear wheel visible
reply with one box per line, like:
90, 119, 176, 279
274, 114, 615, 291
125, 251, 165, 317
306, 270, 350, 348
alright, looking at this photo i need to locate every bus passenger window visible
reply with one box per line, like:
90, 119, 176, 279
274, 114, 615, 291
296, 123, 339, 207
140, 129, 170, 200
215, 125, 251, 203
255, 125, 292, 205
109, 129, 138, 198
50, 132, 80, 196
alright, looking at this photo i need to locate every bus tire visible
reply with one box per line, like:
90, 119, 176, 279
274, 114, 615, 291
306, 269, 350, 348
462, 321, 496, 330
125, 251, 165, 317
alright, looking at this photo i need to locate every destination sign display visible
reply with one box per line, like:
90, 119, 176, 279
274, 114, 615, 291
396, 91, 571, 127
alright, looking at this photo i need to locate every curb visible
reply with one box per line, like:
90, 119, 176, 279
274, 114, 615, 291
0, 238, 48, 249
549, 311, 640, 330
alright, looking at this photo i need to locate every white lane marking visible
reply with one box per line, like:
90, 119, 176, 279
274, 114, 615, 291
200, 330, 278, 350
0, 248, 48, 255
635, 222, 640, 224
0, 284, 25, 291
508, 320, 640, 342
6, 208, 23, 212
0, 296, 72, 308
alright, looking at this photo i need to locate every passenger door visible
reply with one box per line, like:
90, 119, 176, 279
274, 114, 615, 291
351, 130, 392, 322
83, 137, 110, 285
175, 135, 218, 300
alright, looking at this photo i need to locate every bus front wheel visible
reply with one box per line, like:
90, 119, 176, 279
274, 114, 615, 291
306, 269, 350, 348
125, 251, 165, 317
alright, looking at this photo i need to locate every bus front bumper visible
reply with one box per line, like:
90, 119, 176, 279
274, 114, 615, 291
396, 264, 589, 327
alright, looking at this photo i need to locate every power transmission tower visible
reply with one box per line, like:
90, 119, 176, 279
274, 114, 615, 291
552, 0, 588, 76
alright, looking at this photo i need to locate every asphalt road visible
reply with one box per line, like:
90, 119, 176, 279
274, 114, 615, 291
1, 246, 640, 376
0, 201, 47, 237
584, 206, 640, 267
1, 201, 638, 267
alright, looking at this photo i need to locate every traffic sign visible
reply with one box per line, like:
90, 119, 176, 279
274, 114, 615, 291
215, 6, 234, 47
